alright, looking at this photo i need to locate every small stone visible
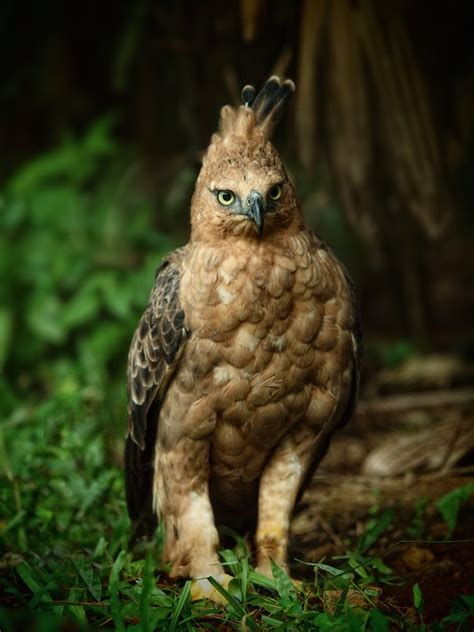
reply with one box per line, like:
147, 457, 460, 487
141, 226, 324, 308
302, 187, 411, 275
402, 545, 434, 571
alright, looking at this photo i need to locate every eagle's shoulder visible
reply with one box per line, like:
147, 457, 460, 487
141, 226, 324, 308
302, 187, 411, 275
305, 230, 362, 354
127, 246, 189, 448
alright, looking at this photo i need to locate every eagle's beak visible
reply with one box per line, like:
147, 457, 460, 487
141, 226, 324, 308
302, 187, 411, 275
247, 190, 266, 236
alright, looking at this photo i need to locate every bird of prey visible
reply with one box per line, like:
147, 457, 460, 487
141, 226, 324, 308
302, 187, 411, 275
125, 76, 361, 601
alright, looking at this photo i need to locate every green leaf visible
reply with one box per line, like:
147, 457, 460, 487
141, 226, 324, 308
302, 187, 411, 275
307, 561, 349, 577
168, 580, 191, 631
220, 548, 241, 576
442, 593, 474, 627
93, 536, 107, 559
16, 561, 53, 603
83, 114, 118, 157
248, 569, 277, 591
67, 577, 87, 624
357, 509, 394, 554
8, 143, 80, 193
369, 609, 389, 632
207, 576, 260, 630
7, 116, 118, 194
77, 469, 115, 518
101, 272, 133, 318
271, 560, 297, 603
314, 612, 339, 630
412, 582, 423, 613
61, 283, 100, 331
367, 557, 393, 576
436, 482, 474, 536
260, 614, 287, 627
27, 294, 66, 343
239, 556, 249, 603
74, 558, 102, 601
139, 554, 154, 632
459, 594, 474, 611
109, 550, 127, 632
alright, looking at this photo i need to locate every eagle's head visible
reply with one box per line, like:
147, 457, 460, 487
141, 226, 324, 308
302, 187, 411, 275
191, 77, 301, 242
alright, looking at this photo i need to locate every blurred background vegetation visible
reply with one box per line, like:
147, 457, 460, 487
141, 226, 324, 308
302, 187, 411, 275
1, 0, 474, 627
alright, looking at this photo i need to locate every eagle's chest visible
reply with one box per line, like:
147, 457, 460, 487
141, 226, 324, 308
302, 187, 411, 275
182, 246, 316, 367
181, 244, 319, 340
178, 245, 326, 460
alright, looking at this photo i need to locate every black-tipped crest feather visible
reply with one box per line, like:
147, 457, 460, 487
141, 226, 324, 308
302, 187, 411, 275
241, 76, 295, 137
241, 84, 256, 107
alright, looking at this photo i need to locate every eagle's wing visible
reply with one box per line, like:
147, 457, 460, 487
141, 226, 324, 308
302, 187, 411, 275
125, 247, 188, 526
339, 260, 363, 424
299, 248, 363, 497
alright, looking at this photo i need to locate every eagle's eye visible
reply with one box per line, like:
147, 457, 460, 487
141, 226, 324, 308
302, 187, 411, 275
217, 190, 235, 206
269, 184, 282, 201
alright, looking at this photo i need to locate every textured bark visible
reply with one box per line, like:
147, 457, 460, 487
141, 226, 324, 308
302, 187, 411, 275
295, 0, 325, 170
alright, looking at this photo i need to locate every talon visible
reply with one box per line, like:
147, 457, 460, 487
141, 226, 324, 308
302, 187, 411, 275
292, 577, 303, 590
190, 574, 233, 604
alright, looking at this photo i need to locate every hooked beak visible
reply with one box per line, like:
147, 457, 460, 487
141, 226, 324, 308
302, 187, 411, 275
246, 190, 266, 236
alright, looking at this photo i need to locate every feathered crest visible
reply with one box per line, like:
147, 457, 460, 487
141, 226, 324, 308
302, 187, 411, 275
218, 76, 295, 140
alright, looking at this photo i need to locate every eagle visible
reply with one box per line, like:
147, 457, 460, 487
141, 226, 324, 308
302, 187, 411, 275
125, 77, 361, 601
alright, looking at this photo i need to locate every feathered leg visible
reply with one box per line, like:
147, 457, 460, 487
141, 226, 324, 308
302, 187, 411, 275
154, 436, 232, 602
255, 425, 316, 577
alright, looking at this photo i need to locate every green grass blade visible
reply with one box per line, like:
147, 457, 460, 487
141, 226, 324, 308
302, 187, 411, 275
139, 553, 154, 632
206, 577, 259, 631
169, 580, 191, 631
412, 582, 424, 614
16, 561, 53, 604
108, 550, 126, 632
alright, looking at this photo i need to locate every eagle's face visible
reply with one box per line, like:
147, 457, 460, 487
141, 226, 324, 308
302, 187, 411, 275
191, 132, 300, 241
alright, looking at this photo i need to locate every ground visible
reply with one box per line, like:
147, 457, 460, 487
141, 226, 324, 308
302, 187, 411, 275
291, 430, 474, 626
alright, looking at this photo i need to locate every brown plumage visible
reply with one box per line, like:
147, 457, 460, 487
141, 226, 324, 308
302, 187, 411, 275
125, 77, 361, 601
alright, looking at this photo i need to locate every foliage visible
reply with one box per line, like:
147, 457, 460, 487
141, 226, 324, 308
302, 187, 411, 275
436, 482, 474, 538
0, 116, 179, 407
439, 594, 474, 630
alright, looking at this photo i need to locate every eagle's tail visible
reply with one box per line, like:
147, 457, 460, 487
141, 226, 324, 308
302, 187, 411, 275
124, 432, 157, 542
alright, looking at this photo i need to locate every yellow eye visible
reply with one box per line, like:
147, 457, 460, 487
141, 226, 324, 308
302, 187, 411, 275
217, 190, 235, 206
269, 184, 282, 201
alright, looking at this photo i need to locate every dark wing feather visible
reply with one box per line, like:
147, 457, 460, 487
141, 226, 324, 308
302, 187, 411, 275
125, 248, 188, 527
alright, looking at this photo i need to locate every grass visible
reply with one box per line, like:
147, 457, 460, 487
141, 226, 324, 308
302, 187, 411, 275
1, 386, 473, 631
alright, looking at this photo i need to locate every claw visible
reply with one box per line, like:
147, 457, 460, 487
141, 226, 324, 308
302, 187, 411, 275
190, 574, 233, 604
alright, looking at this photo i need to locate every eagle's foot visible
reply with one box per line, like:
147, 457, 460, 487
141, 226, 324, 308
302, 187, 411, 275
190, 573, 233, 604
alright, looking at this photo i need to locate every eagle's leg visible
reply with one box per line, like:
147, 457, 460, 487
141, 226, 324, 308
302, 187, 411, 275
154, 437, 232, 602
255, 424, 315, 578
